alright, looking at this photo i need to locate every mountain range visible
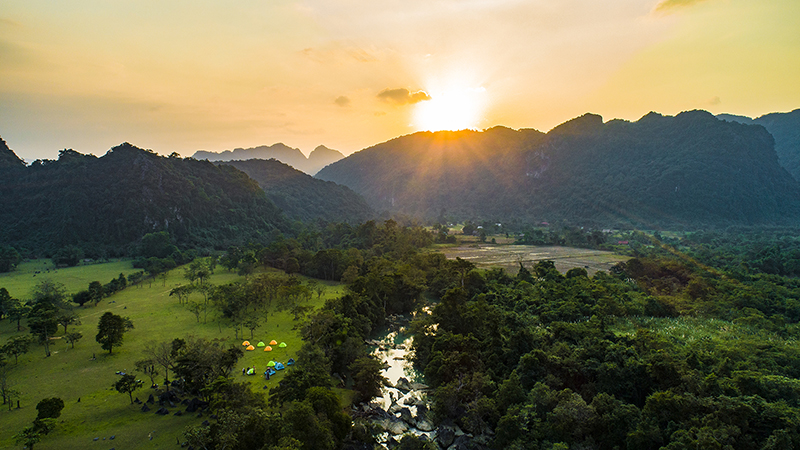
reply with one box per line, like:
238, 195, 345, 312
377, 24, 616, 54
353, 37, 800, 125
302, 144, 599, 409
317, 110, 800, 228
0, 143, 292, 256
193, 143, 344, 175
718, 109, 800, 181
220, 159, 373, 224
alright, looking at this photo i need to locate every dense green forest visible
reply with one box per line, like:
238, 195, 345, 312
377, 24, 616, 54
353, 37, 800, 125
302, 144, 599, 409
0, 142, 293, 258
719, 109, 800, 181
317, 111, 800, 228
221, 159, 374, 225
178, 224, 800, 449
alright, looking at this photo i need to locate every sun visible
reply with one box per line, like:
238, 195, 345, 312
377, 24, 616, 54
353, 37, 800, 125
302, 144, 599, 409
414, 87, 485, 132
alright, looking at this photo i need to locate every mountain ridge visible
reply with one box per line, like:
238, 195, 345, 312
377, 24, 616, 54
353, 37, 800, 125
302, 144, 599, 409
317, 110, 800, 228
193, 143, 344, 175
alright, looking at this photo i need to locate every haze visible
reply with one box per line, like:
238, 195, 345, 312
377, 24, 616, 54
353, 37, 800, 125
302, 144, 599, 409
1, 0, 798, 161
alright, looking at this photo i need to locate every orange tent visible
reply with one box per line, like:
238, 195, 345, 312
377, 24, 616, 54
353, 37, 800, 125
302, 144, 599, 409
269, 340, 278, 346
242, 341, 250, 346
264, 346, 272, 352
246, 345, 255, 351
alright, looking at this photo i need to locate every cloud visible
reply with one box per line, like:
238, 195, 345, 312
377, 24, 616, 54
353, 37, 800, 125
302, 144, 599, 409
708, 96, 721, 106
334, 95, 351, 107
376, 88, 431, 105
654, 0, 711, 13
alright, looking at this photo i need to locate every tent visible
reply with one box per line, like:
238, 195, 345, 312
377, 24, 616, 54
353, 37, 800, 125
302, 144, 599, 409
278, 342, 287, 348
275, 362, 285, 370
269, 340, 278, 346
264, 346, 273, 352
265, 367, 276, 376
246, 345, 255, 351
287, 358, 295, 366
246, 367, 255, 375
242, 341, 250, 346
267, 360, 276, 367
257, 342, 266, 347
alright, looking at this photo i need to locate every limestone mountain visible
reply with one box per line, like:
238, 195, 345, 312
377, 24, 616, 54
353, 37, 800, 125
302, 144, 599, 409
0, 143, 290, 256
221, 159, 374, 224
0, 136, 26, 169
193, 143, 344, 175
316, 111, 800, 228
718, 109, 800, 181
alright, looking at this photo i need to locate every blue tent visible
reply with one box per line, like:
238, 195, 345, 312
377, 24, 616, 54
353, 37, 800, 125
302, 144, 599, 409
275, 362, 285, 370
286, 358, 295, 366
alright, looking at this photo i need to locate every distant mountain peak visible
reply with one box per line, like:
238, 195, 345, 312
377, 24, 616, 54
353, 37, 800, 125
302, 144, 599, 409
549, 113, 604, 135
0, 136, 27, 168
192, 143, 344, 174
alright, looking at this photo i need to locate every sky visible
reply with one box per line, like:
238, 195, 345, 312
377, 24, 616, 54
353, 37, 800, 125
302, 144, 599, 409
1, 0, 798, 161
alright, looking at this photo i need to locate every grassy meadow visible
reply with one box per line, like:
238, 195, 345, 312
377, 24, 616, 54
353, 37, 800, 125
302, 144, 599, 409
0, 260, 342, 449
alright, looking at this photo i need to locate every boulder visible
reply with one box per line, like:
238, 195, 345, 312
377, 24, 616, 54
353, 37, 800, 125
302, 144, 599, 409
155, 407, 169, 415
141, 404, 151, 413
437, 425, 456, 448
410, 382, 429, 391
395, 377, 412, 392
386, 418, 408, 435
417, 418, 435, 432
147, 394, 155, 404
174, 410, 183, 416
398, 407, 414, 426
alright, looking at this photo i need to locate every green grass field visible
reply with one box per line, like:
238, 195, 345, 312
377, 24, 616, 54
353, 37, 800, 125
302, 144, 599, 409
0, 261, 342, 449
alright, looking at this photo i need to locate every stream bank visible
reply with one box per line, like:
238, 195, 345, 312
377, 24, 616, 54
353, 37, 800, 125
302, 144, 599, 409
355, 313, 482, 449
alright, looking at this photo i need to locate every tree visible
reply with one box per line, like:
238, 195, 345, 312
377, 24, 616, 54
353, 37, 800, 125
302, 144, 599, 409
14, 425, 42, 450
28, 303, 58, 357
0, 287, 13, 320
6, 298, 28, 331
56, 309, 81, 334
349, 356, 387, 404
134, 359, 160, 387
95, 312, 133, 354
143, 340, 180, 389
52, 245, 83, 267
243, 316, 261, 339
36, 397, 64, 420
0, 244, 21, 272
114, 374, 142, 404
88, 281, 104, 306
31, 279, 68, 308
72, 290, 91, 307
64, 331, 83, 349
2, 335, 32, 364
169, 284, 194, 305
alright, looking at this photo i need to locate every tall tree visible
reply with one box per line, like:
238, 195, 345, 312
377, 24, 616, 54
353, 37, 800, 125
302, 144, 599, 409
0, 245, 21, 272
114, 374, 142, 404
28, 303, 58, 357
2, 336, 33, 365
95, 312, 133, 354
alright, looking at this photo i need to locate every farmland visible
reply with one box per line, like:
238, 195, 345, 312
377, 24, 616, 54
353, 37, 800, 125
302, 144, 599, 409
439, 243, 630, 275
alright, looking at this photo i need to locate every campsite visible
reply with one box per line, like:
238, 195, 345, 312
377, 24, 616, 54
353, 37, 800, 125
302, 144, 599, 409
0, 258, 339, 449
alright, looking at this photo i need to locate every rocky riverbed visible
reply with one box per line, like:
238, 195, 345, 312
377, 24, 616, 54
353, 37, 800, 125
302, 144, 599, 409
356, 314, 486, 449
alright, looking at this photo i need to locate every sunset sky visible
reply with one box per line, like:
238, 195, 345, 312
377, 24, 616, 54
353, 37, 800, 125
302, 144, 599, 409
1, 0, 798, 161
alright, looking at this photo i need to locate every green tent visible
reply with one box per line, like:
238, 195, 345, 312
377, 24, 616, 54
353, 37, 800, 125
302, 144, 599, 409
257, 341, 266, 347
278, 342, 287, 348
267, 361, 276, 367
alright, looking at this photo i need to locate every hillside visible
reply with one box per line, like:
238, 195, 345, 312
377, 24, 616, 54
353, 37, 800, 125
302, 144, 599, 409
193, 143, 344, 175
316, 111, 800, 228
718, 109, 800, 181
221, 159, 374, 224
0, 136, 25, 168
0, 143, 291, 256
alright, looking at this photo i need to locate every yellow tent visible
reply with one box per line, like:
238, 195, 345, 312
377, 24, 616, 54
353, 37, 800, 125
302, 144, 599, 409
242, 341, 250, 346
246, 345, 255, 351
